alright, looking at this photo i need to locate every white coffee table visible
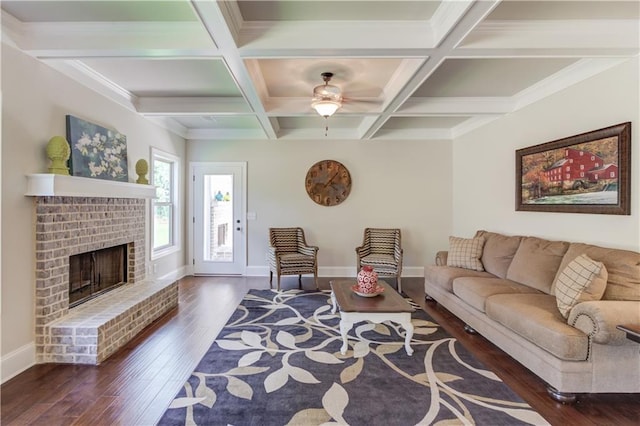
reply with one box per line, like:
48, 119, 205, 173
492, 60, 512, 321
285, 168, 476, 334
330, 279, 415, 356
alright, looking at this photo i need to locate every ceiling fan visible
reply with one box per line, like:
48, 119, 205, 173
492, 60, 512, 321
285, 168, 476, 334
311, 72, 343, 118
310, 71, 380, 136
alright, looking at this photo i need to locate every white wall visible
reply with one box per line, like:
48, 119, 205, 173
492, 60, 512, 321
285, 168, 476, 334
451, 57, 639, 251
188, 138, 453, 276
1, 44, 187, 381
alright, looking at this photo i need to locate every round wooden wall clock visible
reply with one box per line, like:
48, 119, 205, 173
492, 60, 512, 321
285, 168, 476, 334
305, 160, 352, 206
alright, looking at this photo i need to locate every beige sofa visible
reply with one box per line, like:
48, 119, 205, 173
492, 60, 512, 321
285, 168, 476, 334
424, 230, 640, 402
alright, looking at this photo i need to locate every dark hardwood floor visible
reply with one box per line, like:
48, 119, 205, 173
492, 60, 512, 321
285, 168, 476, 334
1, 276, 638, 425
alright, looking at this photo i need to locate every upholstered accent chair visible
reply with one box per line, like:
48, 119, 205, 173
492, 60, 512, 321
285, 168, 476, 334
356, 228, 403, 292
268, 227, 319, 291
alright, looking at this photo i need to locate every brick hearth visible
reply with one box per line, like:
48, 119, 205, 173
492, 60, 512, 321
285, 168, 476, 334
34, 196, 178, 364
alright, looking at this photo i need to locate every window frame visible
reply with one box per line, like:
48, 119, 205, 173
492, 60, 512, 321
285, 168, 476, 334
150, 148, 181, 260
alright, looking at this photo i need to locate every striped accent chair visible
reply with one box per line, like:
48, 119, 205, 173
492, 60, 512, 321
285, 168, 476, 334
268, 227, 319, 291
356, 228, 403, 292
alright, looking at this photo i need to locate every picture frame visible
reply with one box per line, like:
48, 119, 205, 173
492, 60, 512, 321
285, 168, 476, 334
66, 115, 129, 182
516, 122, 631, 215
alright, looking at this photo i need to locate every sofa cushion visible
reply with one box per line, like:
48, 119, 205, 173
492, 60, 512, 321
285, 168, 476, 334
424, 265, 493, 293
553, 243, 640, 301
447, 236, 485, 271
554, 254, 608, 318
475, 230, 522, 279
452, 277, 542, 313
506, 237, 569, 294
485, 294, 589, 361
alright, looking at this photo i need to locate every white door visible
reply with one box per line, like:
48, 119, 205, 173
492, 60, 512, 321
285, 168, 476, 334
192, 162, 246, 275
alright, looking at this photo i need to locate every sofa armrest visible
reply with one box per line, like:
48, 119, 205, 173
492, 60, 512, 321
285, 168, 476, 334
568, 301, 640, 345
435, 251, 448, 266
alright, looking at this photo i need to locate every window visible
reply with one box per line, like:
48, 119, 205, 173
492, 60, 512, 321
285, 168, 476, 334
151, 148, 180, 258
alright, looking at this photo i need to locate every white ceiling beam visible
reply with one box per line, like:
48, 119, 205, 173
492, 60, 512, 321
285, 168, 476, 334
397, 97, 514, 115
275, 128, 361, 140
190, 0, 277, 139
186, 128, 266, 140
372, 128, 453, 140
360, 0, 502, 139
238, 48, 436, 59
449, 47, 640, 58
431, 0, 476, 45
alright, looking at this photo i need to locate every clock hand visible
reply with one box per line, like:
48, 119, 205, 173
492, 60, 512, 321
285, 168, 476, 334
323, 172, 339, 188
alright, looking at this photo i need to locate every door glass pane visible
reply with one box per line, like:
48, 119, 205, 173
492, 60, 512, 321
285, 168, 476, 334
203, 174, 233, 262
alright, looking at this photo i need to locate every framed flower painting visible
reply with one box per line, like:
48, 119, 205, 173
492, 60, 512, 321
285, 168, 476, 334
65, 115, 129, 182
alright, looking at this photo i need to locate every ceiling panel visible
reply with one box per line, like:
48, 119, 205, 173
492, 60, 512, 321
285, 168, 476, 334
80, 59, 242, 97
1, 0, 198, 22
237, 0, 439, 21
255, 58, 403, 98
412, 58, 579, 98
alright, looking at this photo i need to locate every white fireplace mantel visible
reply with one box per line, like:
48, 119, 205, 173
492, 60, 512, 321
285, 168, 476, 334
25, 174, 156, 199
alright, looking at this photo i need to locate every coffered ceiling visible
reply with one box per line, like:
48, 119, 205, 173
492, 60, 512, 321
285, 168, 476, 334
2, 1, 638, 141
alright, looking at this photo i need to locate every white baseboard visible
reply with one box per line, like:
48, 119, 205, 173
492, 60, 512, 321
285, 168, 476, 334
1, 342, 35, 384
159, 265, 190, 281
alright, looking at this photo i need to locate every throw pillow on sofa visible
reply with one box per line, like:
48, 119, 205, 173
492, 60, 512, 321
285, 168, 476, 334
447, 236, 485, 271
554, 253, 608, 318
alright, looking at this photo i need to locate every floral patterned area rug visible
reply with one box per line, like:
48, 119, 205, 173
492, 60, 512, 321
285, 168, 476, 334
159, 289, 548, 426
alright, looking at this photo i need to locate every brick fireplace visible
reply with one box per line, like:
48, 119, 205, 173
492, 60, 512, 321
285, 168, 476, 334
33, 193, 178, 364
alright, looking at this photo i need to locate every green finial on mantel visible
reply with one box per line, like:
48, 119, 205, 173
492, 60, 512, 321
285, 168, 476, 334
46, 136, 70, 175
135, 159, 149, 184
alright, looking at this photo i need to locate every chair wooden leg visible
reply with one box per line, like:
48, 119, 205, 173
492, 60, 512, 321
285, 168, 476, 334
269, 271, 273, 289
298, 275, 302, 289
277, 275, 281, 291
397, 276, 402, 294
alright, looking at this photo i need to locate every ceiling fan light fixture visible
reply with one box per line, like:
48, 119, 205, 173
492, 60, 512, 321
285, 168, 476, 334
311, 72, 342, 117
311, 99, 341, 117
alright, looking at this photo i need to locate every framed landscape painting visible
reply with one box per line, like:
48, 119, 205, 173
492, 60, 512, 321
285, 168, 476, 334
516, 122, 631, 215
66, 115, 129, 182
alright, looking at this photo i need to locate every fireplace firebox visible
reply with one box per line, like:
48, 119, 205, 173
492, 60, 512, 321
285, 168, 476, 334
69, 244, 128, 307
